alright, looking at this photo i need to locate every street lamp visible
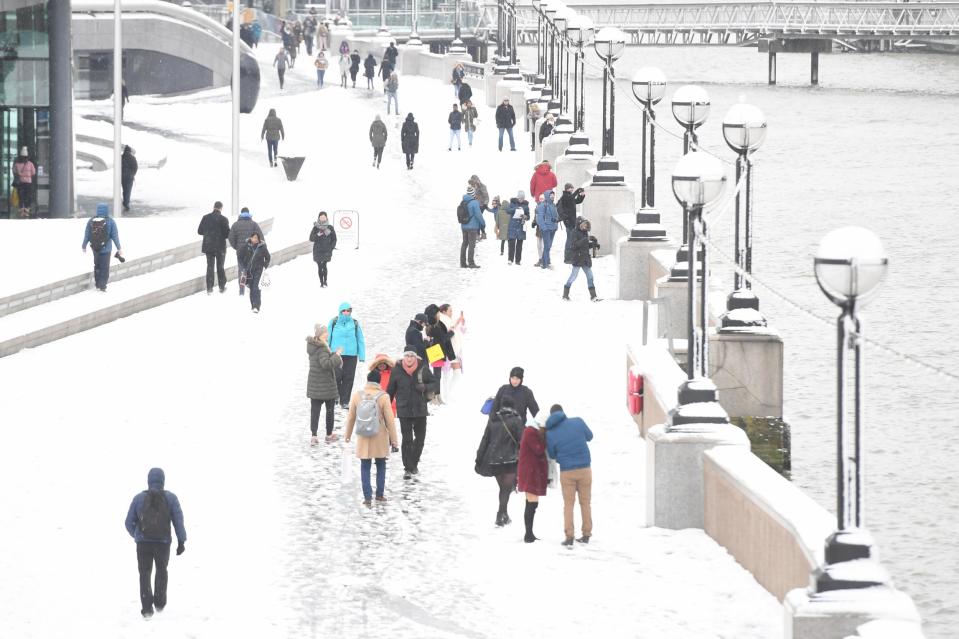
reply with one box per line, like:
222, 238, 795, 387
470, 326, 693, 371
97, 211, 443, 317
377, 0, 391, 38
720, 102, 768, 331
811, 226, 891, 592
532, 0, 544, 75
450, 0, 466, 53
668, 85, 710, 280
407, 0, 422, 47
631, 66, 666, 209
553, 7, 571, 114
566, 15, 593, 132
593, 26, 626, 158
544, 3, 559, 92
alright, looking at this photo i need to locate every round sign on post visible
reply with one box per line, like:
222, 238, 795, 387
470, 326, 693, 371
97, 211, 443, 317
333, 210, 360, 249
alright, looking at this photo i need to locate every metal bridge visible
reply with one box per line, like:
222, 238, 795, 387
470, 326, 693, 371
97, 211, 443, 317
498, 2, 959, 46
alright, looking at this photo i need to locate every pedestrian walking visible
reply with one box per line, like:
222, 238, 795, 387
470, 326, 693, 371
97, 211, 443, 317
448, 103, 463, 151
462, 99, 478, 146
238, 231, 270, 313
327, 302, 366, 408
557, 183, 586, 263
303, 11, 317, 56
363, 53, 377, 90
121, 145, 138, 212
317, 21, 330, 51
529, 160, 558, 202
401, 113, 419, 169
475, 396, 525, 527
369, 114, 387, 168
309, 211, 337, 287
436, 304, 465, 400
12, 147, 36, 218
563, 217, 601, 301
545, 404, 594, 546
492, 196, 510, 256
405, 313, 430, 361
535, 190, 559, 269
506, 191, 530, 265
228, 207, 264, 296
383, 41, 399, 69
385, 72, 400, 114
307, 324, 343, 443
274, 47, 290, 89
386, 346, 435, 480
339, 39, 350, 56
197, 200, 230, 294
527, 101, 542, 151
518, 417, 549, 542
251, 20, 262, 47
495, 97, 517, 151
338, 52, 350, 88
314, 51, 329, 88
124, 468, 186, 619
379, 58, 393, 90
121, 79, 129, 120
82, 202, 122, 292
349, 50, 361, 87
459, 185, 484, 268
345, 370, 400, 505
261, 108, 285, 168
458, 81, 472, 107
491, 366, 540, 422
451, 62, 465, 98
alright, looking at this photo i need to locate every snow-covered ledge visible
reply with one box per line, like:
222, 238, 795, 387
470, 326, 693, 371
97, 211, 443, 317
626, 342, 686, 437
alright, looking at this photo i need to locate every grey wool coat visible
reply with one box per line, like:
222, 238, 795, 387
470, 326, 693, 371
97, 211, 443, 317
306, 337, 342, 399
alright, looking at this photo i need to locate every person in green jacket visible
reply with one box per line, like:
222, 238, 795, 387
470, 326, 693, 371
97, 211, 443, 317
261, 108, 285, 167
369, 114, 388, 169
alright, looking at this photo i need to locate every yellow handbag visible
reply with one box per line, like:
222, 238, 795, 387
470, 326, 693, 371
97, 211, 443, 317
426, 343, 445, 365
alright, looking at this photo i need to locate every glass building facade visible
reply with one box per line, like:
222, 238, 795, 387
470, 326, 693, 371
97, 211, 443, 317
0, 1, 49, 218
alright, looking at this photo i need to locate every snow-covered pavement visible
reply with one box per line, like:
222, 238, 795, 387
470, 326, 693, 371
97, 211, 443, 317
0, 47, 783, 638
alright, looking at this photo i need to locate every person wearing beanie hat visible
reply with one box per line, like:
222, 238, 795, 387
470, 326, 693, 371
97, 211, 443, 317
459, 184, 485, 268
386, 345, 435, 479
474, 395, 525, 527
229, 208, 264, 296
468, 174, 489, 210
517, 406, 549, 542
506, 191, 530, 265
306, 323, 343, 443
344, 369, 399, 506
12, 146, 36, 218
557, 183, 586, 263
489, 366, 540, 424
405, 314, 429, 361
82, 203, 122, 291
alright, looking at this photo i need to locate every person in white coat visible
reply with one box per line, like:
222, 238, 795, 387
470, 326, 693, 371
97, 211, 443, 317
437, 304, 466, 401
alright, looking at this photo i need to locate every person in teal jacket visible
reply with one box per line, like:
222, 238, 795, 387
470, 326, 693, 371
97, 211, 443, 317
459, 186, 485, 268
534, 190, 559, 269
328, 301, 366, 407
545, 404, 593, 546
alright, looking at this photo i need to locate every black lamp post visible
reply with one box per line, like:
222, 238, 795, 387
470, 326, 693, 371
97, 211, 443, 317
532, 0, 544, 75
545, 4, 558, 92
631, 66, 667, 210
553, 8, 570, 114
720, 102, 769, 331
451, 0, 466, 53
811, 226, 891, 592
593, 27, 626, 157
566, 16, 594, 132
667, 85, 710, 281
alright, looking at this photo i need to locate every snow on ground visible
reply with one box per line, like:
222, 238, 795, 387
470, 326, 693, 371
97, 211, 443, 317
0, 48, 783, 638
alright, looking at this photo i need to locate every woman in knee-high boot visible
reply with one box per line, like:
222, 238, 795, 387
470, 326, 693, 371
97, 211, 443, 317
517, 415, 549, 542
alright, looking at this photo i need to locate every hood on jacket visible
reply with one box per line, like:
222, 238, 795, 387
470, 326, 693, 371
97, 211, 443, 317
545, 410, 567, 430
543, 190, 555, 203
368, 353, 396, 370
462, 193, 476, 204
96, 203, 110, 217
338, 301, 352, 313
147, 467, 165, 490
268, 108, 276, 117
239, 209, 252, 219
535, 163, 551, 176
405, 113, 415, 122
577, 217, 591, 231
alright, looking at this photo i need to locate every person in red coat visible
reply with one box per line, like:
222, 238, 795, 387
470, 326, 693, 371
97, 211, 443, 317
529, 160, 558, 202
517, 419, 549, 543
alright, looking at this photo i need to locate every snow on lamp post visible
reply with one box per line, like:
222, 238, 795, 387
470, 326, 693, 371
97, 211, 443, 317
450, 0, 466, 53
408, 0, 422, 47
552, 7, 571, 114
667, 85, 710, 282
631, 66, 666, 210
532, 0, 546, 76
378, 0, 391, 38
720, 102, 769, 331
566, 15, 593, 132
592, 26, 626, 185
811, 227, 892, 592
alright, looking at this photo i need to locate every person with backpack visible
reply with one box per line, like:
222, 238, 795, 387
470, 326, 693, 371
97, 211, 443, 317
535, 190, 559, 269
261, 108, 285, 168
228, 207, 264, 296
518, 415, 549, 542
545, 404, 594, 546
369, 114, 387, 169
238, 231, 270, 313
309, 211, 337, 287
121, 145, 138, 212
387, 346, 435, 479
490, 366, 540, 423
475, 396, 525, 527
124, 467, 187, 619
345, 370, 399, 506
564, 217, 600, 302
448, 103, 463, 151
494, 97, 517, 152
385, 71, 399, 115
328, 301, 366, 408
401, 113, 419, 170
349, 49, 361, 88
197, 200, 230, 294
307, 323, 343, 443
459, 185, 484, 268
82, 202, 122, 292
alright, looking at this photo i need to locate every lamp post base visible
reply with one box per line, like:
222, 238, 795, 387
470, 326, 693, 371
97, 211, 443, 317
493, 56, 508, 75
811, 529, 892, 592
450, 38, 467, 54
407, 32, 423, 46
666, 377, 730, 433
591, 156, 625, 185
629, 207, 667, 241
719, 289, 768, 331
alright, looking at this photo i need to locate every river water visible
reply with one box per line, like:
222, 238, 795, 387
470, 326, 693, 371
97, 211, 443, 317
517, 45, 959, 636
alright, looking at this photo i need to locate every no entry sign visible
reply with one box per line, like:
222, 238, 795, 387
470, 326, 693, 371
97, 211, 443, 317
333, 210, 359, 249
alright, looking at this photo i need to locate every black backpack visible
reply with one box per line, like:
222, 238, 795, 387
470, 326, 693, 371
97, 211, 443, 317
456, 200, 470, 224
138, 489, 171, 539
89, 218, 108, 251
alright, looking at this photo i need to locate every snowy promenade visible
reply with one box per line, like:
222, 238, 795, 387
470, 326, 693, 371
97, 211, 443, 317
0, 48, 782, 637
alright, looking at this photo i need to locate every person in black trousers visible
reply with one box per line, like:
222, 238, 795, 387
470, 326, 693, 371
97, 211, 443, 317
238, 232, 270, 313
309, 211, 337, 287
197, 201, 230, 294
387, 346, 435, 479
121, 145, 138, 211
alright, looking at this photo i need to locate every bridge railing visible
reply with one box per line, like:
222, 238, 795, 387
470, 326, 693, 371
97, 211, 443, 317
344, 9, 484, 34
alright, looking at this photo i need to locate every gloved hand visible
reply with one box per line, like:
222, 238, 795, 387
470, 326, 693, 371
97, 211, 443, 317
391, 445, 399, 453
176, 543, 185, 556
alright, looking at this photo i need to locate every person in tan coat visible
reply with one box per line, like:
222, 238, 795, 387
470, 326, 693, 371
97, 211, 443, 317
345, 370, 399, 506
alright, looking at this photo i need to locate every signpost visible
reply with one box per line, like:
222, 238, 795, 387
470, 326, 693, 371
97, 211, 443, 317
333, 210, 360, 249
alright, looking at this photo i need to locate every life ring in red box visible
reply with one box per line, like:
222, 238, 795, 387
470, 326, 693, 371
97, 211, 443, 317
627, 367, 644, 415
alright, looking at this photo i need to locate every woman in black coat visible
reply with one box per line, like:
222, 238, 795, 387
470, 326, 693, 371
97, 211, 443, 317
490, 366, 539, 423
563, 217, 599, 302
363, 54, 377, 89
308, 211, 337, 287
401, 113, 419, 170
349, 50, 361, 87
475, 397, 526, 526
238, 231, 270, 313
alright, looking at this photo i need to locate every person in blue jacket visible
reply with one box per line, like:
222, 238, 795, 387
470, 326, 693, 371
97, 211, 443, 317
545, 404, 593, 547
534, 190, 559, 269
82, 202, 122, 292
124, 467, 187, 618
459, 185, 485, 268
328, 301, 367, 408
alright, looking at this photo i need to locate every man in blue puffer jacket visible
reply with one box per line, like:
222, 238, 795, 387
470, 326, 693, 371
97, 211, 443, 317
534, 190, 559, 269
459, 185, 485, 268
545, 404, 593, 546
124, 467, 187, 618
328, 301, 367, 407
